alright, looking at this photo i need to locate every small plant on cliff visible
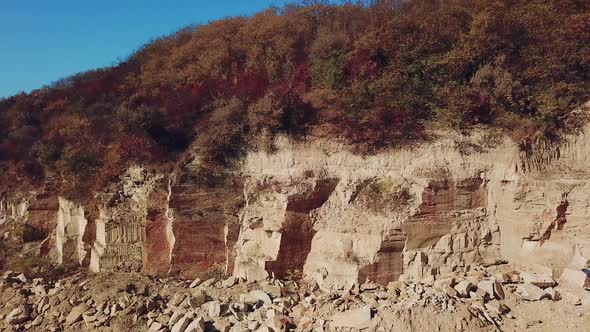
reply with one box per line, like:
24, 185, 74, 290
363, 177, 413, 212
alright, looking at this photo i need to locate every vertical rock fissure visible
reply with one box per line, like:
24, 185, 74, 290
540, 197, 569, 244
165, 177, 175, 276
265, 179, 339, 279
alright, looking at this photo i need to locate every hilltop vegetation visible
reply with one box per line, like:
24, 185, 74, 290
1, 0, 589, 196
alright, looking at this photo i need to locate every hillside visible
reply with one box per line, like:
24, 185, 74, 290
0, 0, 589, 199
2, 1, 590, 331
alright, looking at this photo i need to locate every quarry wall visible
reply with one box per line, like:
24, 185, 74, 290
3, 123, 590, 290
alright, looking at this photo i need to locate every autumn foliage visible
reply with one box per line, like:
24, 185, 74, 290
1, 0, 589, 197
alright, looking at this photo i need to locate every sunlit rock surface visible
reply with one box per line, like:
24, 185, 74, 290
4, 122, 590, 288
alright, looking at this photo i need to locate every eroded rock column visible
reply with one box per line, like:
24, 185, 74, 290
143, 178, 174, 275
55, 197, 87, 266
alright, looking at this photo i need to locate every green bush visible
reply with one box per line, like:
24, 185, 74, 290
310, 27, 348, 89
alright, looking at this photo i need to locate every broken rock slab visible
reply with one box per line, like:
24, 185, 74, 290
207, 301, 222, 318
496, 271, 520, 284
560, 269, 590, 289
171, 316, 191, 332
185, 316, 205, 332
66, 303, 88, 325
249, 290, 272, 304
6, 305, 30, 325
454, 280, 476, 298
485, 300, 510, 316
188, 278, 202, 288
515, 284, 550, 301
478, 280, 505, 300
331, 306, 372, 330
262, 284, 282, 298
520, 272, 556, 289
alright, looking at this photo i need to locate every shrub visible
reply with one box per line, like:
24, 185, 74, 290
360, 177, 413, 212
195, 98, 247, 174
117, 135, 161, 162
309, 27, 348, 89
59, 145, 103, 176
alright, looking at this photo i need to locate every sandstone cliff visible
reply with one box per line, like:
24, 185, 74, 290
2, 120, 590, 293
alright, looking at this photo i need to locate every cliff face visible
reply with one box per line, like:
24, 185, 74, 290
2, 122, 590, 289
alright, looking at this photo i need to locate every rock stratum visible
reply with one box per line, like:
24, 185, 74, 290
2, 122, 590, 331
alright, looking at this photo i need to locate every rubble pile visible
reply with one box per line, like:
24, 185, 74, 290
1, 266, 589, 331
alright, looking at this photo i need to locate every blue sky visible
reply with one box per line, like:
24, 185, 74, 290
0, 0, 289, 98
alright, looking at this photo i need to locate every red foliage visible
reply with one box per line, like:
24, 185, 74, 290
291, 63, 311, 94
235, 71, 269, 100
345, 49, 381, 81
43, 98, 68, 113
117, 135, 162, 161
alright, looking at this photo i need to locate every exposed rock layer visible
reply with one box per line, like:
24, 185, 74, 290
4, 123, 590, 290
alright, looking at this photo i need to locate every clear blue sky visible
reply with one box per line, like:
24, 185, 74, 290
0, 0, 289, 98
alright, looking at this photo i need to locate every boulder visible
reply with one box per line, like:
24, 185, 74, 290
543, 287, 561, 301
171, 316, 190, 332
6, 305, 30, 325
262, 284, 282, 298
207, 301, 222, 318
169, 310, 186, 327
15, 273, 27, 283
515, 284, 549, 301
213, 318, 232, 332
472, 287, 490, 301
188, 278, 202, 288
520, 272, 556, 288
484, 300, 510, 316
240, 293, 258, 305
360, 282, 380, 292
560, 269, 590, 289
149, 321, 163, 332
222, 277, 237, 288
188, 293, 207, 309
267, 314, 292, 332
444, 285, 459, 298
30, 315, 43, 327
250, 290, 272, 304
434, 277, 455, 291
66, 304, 88, 325
454, 281, 475, 297
185, 316, 205, 332
478, 280, 505, 300
493, 280, 505, 300
330, 306, 372, 330
170, 294, 187, 307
